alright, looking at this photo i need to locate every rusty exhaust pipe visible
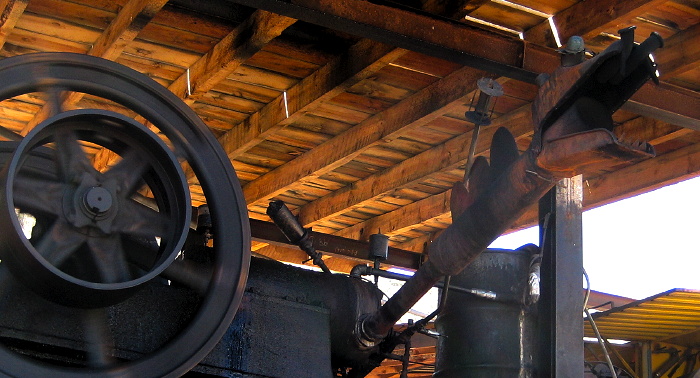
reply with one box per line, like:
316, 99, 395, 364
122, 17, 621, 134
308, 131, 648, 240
354, 30, 663, 354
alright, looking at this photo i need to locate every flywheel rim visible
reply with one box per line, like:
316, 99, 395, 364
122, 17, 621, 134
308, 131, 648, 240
0, 52, 250, 377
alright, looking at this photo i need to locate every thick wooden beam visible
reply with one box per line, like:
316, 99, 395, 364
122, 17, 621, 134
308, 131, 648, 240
215, 40, 405, 163
242, 66, 487, 206
625, 83, 700, 131
210, 0, 474, 177
654, 22, 700, 77
93, 9, 296, 173
332, 116, 693, 244
229, 0, 557, 82
333, 190, 452, 242
21, 0, 169, 135
253, 243, 360, 273
421, 0, 490, 19
297, 105, 533, 227
524, 0, 667, 47
90, 0, 168, 60
233, 0, 700, 141
0, 0, 28, 50
169, 10, 296, 104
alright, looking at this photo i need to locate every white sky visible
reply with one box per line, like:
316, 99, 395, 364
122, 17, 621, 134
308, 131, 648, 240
489, 176, 700, 300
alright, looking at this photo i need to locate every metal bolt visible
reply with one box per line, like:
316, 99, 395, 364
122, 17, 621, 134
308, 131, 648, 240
83, 186, 113, 214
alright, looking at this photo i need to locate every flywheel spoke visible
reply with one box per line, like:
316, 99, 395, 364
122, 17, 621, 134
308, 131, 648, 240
13, 174, 64, 216
53, 129, 96, 182
87, 235, 131, 284
35, 220, 87, 266
46, 88, 67, 117
112, 199, 168, 239
103, 148, 150, 196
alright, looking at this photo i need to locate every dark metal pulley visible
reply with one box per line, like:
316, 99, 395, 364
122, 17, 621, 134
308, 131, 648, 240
0, 52, 251, 377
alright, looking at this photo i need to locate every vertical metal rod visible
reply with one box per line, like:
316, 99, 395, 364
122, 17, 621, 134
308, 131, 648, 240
462, 124, 482, 185
585, 308, 618, 378
641, 342, 653, 378
537, 175, 584, 377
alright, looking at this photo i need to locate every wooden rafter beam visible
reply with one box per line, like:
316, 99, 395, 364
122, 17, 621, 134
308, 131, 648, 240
297, 105, 534, 228
273, 1, 700, 232
169, 10, 296, 105
232, 0, 700, 131
228, 0, 558, 82
242, 66, 488, 207
20, 0, 169, 135
654, 22, 700, 77
93, 9, 296, 172
421, 0, 490, 19
209, 0, 474, 179
213, 40, 405, 165
625, 83, 700, 131
338, 117, 698, 247
524, 0, 668, 47
583, 132, 700, 210
0, 0, 28, 50
253, 243, 362, 274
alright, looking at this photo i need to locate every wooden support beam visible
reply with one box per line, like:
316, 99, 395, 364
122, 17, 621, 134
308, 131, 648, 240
297, 105, 534, 227
169, 10, 296, 104
242, 66, 488, 206
625, 83, 700, 131
524, 0, 667, 47
93, 9, 296, 173
229, 0, 558, 82
21, 0, 169, 135
421, 0, 490, 19
330, 116, 694, 246
214, 40, 405, 164
210, 0, 477, 175
333, 190, 451, 242
90, 0, 168, 61
583, 136, 700, 210
654, 22, 700, 77
233, 0, 700, 127
0, 0, 28, 50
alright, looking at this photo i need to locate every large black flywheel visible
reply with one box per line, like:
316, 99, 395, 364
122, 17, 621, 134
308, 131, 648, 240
0, 53, 250, 377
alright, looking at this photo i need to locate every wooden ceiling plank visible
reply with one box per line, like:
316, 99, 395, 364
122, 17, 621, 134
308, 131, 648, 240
0, 0, 28, 50
20, 0, 168, 135
214, 40, 406, 165
169, 10, 297, 105
334, 190, 451, 242
525, 0, 667, 47
241, 66, 487, 207
297, 106, 533, 227
655, 22, 700, 77
89, 0, 168, 60
95, 10, 296, 173
625, 83, 700, 131
335, 115, 691, 244
231, 0, 552, 82
235, 1, 700, 136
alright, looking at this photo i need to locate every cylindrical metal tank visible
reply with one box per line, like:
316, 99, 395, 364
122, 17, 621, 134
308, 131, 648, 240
434, 247, 538, 377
